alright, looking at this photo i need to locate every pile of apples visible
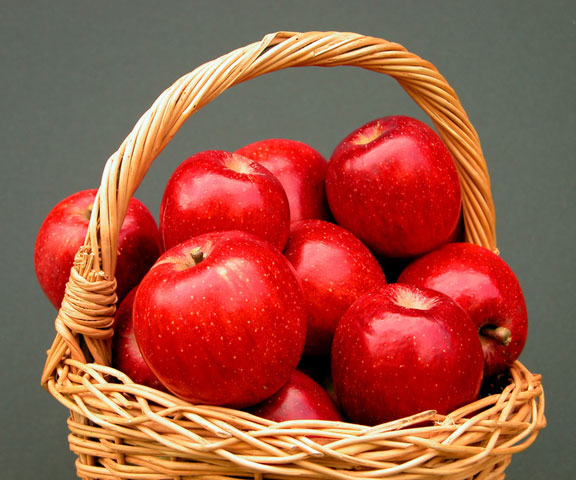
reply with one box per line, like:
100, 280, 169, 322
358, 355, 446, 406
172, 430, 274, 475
35, 115, 528, 426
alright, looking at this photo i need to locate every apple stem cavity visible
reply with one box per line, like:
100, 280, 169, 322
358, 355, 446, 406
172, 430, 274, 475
83, 204, 93, 221
393, 286, 437, 311
225, 154, 254, 174
352, 126, 384, 146
481, 325, 512, 347
188, 247, 205, 266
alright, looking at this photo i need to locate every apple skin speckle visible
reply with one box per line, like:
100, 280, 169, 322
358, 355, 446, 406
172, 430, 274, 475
160, 150, 290, 252
111, 287, 168, 393
398, 242, 528, 378
331, 283, 484, 426
133, 230, 307, 409
34, 189, 162, 309
249, 370, 343, 422
236, 138, 330, 223
283, 219, 387, 355
326, 116, 462, 260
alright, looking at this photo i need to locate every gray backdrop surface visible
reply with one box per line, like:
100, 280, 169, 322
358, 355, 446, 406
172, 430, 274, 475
1, 1, 574, 478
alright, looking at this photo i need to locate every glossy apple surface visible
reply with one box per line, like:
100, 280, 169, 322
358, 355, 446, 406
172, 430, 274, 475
250, 370, 343, 422
133, 230, 307, 408
159, 150, 290, 251
283, 219, 387, 355
398, 242, 528, 377
235, 138, 330, 222
331, 283, 484, 426
111, 287, 167, 392
34, 189, 162, 309
326, 116, 462, 259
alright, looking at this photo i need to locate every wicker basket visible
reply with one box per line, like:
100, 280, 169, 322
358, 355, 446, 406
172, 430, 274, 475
41, 31, 545, 480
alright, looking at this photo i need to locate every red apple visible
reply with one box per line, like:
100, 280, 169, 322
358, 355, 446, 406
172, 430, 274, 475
250, 370, 343, 422
398, 242, 528, 377
159, 150, 291, 251
283, 220, 387, 355
326, 115, 462, 259
111, 287, 167, 392
133, 230, 307, 408
331, 283, 484, 426
235, 138, 330, 222
34, 189, 163, 309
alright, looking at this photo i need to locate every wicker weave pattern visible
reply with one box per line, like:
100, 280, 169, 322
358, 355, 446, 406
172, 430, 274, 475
40, 31, 545, 479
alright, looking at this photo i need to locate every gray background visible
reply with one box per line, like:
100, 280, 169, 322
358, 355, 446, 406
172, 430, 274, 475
1, 1, 574, 478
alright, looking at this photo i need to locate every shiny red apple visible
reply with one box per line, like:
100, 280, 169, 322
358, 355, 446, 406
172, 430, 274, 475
159, 150, 290, 251
34, 189, 162, 309
283, 219, 387, 355
235, 138, 330, 222
331, 283, 484, 426
398, 242, 528, 377
111, 287, 167, 392
326, 115, 462, 259
133, 230, 307, 408
250, 370, 343, 422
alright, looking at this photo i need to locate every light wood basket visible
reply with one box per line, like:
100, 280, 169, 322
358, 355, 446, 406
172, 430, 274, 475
41, 31, 546, 480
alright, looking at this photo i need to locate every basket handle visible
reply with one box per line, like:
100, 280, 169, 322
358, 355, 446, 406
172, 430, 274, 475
42, 31, 497, 384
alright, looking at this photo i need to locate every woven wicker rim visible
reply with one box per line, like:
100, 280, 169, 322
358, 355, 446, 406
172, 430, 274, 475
41, 31, 545, 480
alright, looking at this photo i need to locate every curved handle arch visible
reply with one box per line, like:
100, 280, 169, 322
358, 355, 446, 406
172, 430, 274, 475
90, 30, 496, 279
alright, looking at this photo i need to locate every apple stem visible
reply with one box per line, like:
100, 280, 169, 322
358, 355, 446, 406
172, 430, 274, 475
189, 247, 205, 266
481, 325, 512, 347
